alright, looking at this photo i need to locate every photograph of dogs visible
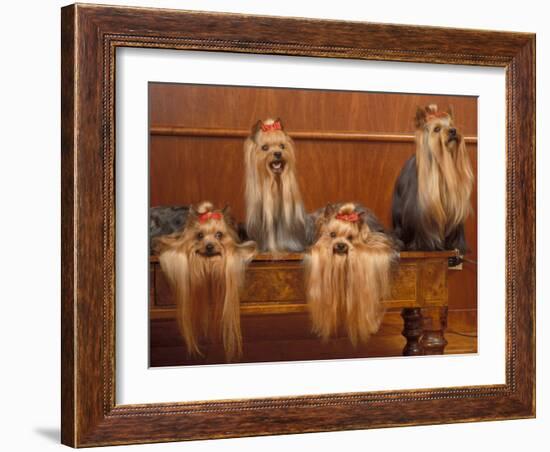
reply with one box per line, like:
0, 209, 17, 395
148, 83, 478, 366
244, 118, 307, 253
154, 201, 257, 362
391, 104, 474, 254
305, 203, 399, 346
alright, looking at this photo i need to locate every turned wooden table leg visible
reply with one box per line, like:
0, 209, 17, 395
420, 306, 448, 355
401, 308, 424, 356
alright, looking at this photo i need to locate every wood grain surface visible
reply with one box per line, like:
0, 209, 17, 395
149, 84, 479, 332
61, 3, 535, 447
149, 253, 453, 365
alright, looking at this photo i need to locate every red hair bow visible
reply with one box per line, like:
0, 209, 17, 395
335, 212, 360, 223
198, 212, 222, 223
260, 120, 282, 132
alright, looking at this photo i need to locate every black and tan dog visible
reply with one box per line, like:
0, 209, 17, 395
155, 202, 256, 362
244, 118, 306, 252
392, 105, 474, 253
305, 203, 399, 346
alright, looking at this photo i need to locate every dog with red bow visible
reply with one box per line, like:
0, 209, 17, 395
244, 118, 306, 252
305, 202, 399, 346
154, 201, 257, 362
392, 105, 474, 254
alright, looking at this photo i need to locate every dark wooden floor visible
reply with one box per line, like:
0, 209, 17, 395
150, 310, 477, 367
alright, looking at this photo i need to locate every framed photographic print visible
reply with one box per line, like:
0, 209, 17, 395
61, 3, 535, 447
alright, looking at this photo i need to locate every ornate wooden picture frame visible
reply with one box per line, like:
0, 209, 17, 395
61, 3, 535, 447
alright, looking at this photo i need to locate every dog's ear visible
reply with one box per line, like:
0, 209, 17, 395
415, 107, 427, 129
186, 205, 200, 224
323, 203, 336, 218
221, 205, 237, 228
251, 120, 263, 135
357, 211, 373, 241
309, 206, 330, 241
359, 223, 374, 243
446, 105, 455, 120
237, 240, 257, 263
274, 117, 284, 130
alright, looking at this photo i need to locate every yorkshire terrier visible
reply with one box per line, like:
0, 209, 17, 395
244, 118, 306, 253
154, 202, 257, 362
305, 203, 399, 346
392, 105, 474, 254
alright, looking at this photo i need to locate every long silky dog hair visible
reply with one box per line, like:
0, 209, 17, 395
392, 105, 474, 253
244, 118, 306, 252
155, 202, 257, 362
305, 203, 399, 346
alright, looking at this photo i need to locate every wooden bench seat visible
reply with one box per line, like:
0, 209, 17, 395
149, 250, 458, 363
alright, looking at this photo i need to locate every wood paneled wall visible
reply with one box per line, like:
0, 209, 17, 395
149, 83, 478, 330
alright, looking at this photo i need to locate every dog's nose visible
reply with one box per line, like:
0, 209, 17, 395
273, 151, 282, 159
205, 243, 215, 253
334, 242, 348, 253
449, 128, 457, 136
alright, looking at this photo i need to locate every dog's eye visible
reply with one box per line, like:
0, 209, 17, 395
261, 144, 269, 151
330, 232, 336, 238
215, 231, 223, 240
434, 126, 441, 133
347, 235, 353, 241
197, 232, 204, 240
280, 143, 285, 149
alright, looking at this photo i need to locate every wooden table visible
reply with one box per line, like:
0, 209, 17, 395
150, 250, 458, 362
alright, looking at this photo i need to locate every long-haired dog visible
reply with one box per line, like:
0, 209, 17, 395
155, 202, 256, 362
305, 203, 399, 346
392, 104, 474, 253
244, 118, 306, 252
